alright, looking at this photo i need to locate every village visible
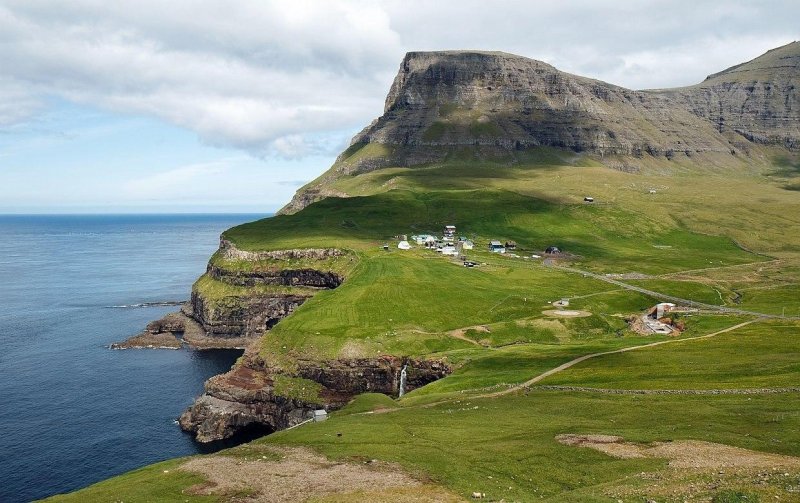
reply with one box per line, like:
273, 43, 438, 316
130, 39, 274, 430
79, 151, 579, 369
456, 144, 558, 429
386, 224, 559, 264
385, 224, 688, 336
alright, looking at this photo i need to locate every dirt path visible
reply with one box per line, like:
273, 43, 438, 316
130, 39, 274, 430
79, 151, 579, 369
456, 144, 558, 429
657, 259, 782, 279
410, 325, 489, 347
448, 325, 491, 347
475, 319, 758, 399
543, 261, 799, 320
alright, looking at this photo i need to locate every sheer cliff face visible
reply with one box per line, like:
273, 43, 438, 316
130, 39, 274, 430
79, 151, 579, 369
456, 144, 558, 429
281, 43, 800, 214
355, 50, 731, 156
662, 41, 800, 150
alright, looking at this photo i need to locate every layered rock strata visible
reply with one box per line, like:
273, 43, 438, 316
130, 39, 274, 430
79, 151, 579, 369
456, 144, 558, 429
180, 352, 451, 443
282, 42, 800, 213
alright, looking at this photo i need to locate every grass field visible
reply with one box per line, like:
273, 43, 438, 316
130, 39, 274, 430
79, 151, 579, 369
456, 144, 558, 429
44, 148, 800, 502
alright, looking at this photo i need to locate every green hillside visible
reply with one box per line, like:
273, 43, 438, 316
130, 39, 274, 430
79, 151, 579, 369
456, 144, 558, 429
45, 149, 800, 502
42, 42, 800, 501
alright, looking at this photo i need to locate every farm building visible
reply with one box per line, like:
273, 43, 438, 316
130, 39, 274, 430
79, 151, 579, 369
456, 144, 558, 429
443, 225, 456, 240
489, 240, 506, 253
649, 302, 676, 319
460, 240, 474, 250
397, 240, 412, 250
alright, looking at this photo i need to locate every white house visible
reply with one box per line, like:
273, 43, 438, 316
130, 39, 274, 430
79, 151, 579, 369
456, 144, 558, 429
398, 240, 412, 250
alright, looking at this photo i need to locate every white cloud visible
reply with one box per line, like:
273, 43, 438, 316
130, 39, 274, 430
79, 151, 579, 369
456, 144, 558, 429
0, 0, 797, 158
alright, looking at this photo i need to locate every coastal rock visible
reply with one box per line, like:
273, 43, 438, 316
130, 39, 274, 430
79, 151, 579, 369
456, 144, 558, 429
218, 239, 345, 262
180, 354, 451, 443
112, 310, 252, 349
190, 289, 311, 339
207, 263, 343, 289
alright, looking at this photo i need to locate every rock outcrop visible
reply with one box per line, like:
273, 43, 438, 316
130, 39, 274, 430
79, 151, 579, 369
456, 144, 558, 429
190, 289, 311, 339
281, 43, 800, 213
180, 352, 451, 442
123, 241, 348, 349
661, 41, 800, 150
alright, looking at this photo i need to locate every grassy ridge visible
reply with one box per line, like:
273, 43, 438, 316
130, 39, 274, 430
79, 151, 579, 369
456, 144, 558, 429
44, 150, 800, 501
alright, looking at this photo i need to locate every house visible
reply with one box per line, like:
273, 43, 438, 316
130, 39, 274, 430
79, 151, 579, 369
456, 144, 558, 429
461, 240, 474, 250
650, 302, 676, 319
441, 244, 458, 256
443, 225, 456, 240
397, 240, 412, 250
489, 240, 506, 253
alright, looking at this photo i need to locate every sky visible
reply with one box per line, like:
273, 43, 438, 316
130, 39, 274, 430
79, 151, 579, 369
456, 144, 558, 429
0, 1, 798, 213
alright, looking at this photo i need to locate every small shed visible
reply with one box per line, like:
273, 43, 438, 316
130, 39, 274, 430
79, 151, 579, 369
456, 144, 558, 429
398, 240, 411, 250
489, 240, 506, 253
584, 196, 594, 203
313, 409, 328, 422
505, 241, 517, 250
545, 246, 561, 254
461, 240, 474, 250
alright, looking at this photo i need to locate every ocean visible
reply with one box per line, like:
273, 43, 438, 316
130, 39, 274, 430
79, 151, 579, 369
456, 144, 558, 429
0, 214, 265, 502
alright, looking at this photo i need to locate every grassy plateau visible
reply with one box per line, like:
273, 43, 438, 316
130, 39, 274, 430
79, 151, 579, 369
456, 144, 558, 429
45, 147, 800, 502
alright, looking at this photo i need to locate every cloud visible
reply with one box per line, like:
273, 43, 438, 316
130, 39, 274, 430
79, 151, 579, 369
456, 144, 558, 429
0, 1, 401, 155
0, 0, 798, 158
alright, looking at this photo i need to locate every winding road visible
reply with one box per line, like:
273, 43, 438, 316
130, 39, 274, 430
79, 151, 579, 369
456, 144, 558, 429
542, 260, 800, 320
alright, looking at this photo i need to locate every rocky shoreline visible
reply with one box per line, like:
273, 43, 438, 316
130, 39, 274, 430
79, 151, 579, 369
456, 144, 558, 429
119, 239, 452, 443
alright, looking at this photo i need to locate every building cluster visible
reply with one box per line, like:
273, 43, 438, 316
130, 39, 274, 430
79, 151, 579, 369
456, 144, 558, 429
391, 224, 563, 264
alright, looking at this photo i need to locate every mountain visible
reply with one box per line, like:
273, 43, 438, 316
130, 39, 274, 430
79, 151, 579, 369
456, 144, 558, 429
661, 41, 800, 149
48, 44, 800, 503
282, 43, 800, 213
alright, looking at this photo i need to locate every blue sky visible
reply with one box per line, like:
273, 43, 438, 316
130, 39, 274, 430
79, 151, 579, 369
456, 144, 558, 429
0, 1, 797, 213
0, 99, 349, 213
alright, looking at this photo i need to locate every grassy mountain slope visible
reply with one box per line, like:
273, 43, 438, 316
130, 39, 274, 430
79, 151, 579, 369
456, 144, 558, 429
44, 46, 800, 502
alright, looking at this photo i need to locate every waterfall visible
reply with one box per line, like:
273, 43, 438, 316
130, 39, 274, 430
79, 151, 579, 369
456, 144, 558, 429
398, 364, 408, 397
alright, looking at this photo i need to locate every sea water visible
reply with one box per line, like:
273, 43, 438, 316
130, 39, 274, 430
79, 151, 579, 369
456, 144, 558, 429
0, 214, 264, 502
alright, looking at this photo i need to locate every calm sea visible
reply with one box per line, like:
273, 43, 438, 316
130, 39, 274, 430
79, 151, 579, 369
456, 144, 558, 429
0, 214, 266, 502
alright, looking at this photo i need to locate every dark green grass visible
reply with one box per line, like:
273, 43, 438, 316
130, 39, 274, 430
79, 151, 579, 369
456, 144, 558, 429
260, 252, 656, 359
223, 188, 757, 275
626, 278, 730, 305
736, 284, 800, 316
542, 320, 800, 389
263, 391, 800, 502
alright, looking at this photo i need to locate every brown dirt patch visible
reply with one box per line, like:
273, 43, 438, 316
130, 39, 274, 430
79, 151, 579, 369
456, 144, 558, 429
180, 446, 461, 502
556, 434, 800, 469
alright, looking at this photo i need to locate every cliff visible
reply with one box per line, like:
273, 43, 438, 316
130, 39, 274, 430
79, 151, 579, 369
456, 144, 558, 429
115, 241, 347, 350
281, 43, 800, 214
661, 41, 800, 150
179, 350, 450, 442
